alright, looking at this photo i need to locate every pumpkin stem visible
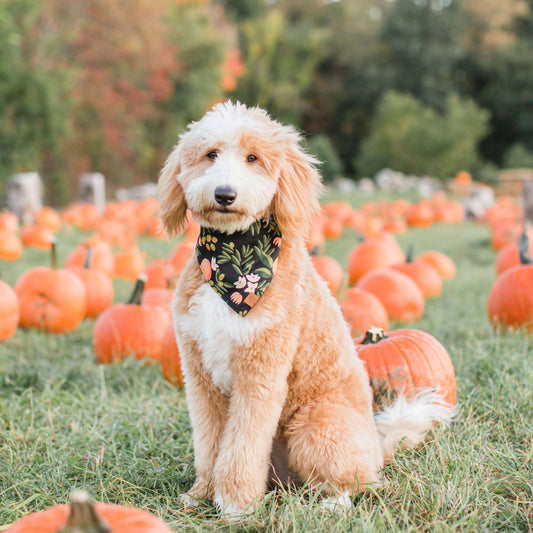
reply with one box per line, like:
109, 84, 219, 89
50, 238, 58, 270
128, 273, 147, 305
519, 230, 533, 265
83, 247, 93, 269
361, 326, 387, 344
405, 244, 415, 263
57, 490, 111, 533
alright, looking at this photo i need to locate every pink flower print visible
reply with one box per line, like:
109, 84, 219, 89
234, 276, 247, 289
230, 292, 243, 305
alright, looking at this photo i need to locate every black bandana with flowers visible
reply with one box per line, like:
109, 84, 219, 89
196, 217, 282, 316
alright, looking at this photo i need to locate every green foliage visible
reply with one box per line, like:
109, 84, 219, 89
503, 143, 533, 169
356, 91, 490, 179
306, 134, 343, 183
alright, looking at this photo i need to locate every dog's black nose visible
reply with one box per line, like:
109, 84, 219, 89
214, 185, 237, 206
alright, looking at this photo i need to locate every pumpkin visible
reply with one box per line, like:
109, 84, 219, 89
356, 267, 425, 323
160, 322, 184, 386
494, 227, 533, 275
141, 287, 173, 314
390, 246, 442, 298
305, 215, 326, 255
15, 242, 87, 333
96, 220, 135, 247
169, 241, 195, 274
62, 203, 103, 231
405, 202, 435, 228
417, 251, 456, 279
323, 216, 344, 240
354, 326, 456, 408
145, 216, 166, 239
5, 489, 173, 533
93, 275, 170, 363
487, 231, 533, 332
144, 259, 175, 290
339, 287, 389, 337
113, 246, 146, 280
346, 235, 405, 285
68, 248, 114, 318
20, 224, 55, 249
65, 240, 114, 278
0, 280, 19, 341
0, 210, 19, 233
34, 207, 61, 232
454, 170, 472, 187
311, 255, 344, 296
0, 229, 23, 261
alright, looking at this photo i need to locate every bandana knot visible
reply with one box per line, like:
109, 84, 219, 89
196, 217, 282, 316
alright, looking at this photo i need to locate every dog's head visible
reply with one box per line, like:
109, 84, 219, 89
158, 101, 324, 238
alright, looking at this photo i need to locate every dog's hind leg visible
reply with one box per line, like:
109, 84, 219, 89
284, 401, 383, 501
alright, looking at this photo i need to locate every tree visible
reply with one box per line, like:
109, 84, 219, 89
356, 91, 490, 179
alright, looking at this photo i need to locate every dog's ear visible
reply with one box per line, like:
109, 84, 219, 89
157, 143, 188, 239
272, 134, 324, 239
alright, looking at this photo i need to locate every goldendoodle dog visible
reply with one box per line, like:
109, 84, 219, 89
158, 101, 451, 517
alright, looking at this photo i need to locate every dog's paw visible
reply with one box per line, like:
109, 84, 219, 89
214, 494, 255, 520
319, 492, 352, 513
180, 492, 203, 508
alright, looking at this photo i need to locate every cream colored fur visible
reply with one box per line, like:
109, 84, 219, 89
157, 101, 453, 517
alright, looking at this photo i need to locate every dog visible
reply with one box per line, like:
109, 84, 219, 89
157, 101, 452, 517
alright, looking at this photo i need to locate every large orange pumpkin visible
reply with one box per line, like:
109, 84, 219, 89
160, 322, 184, 387
5, 489, 173, 533
311, 255, 344, 296
93, 276, 170, 363
68, 249, 114, 318
15, 243, 87, 334
487, 231, 533, 332
356, 267, 425, 323
141, 287, 173, 314
0, 280, 19, 341
65, 240, 115, 279
0, 229, 23, 261
346, 236, 405, 285
354, 326, 456, 408
339, 287, 389, 337
390, 246, 442, 298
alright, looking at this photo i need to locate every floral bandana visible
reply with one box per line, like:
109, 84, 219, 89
196, 217, 282, 316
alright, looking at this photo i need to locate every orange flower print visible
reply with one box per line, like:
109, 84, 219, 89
230, 292, 243, 305
200, 258, 211, 280
273, 236, 282, 247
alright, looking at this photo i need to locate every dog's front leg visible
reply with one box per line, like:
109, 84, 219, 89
212, 342, 292, 517
179, 337, 229, 505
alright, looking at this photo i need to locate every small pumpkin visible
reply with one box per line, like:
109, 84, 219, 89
20, 224, 55, 249
65, 239, 115, 278
169, 241, 195, 274
405, 202, 435, 228
354, 326, 456, 408
68, 248, 114, 318
0, 229, 23, 261
160, 322, 184, 387
417, 250, 456, 280
113, 246, 146, 280
0, 280, 19, 341
0, 210, 19, 233
339, 287, 389, 337
356, 267, 425, 323
15, 242, 87, 334
93, 275, 170, 363
5, 489, 173, 533
34, 206, 61, 232
141, 287, 173, 314
390, 246, 442, 298
487, 230, 533, 332
144, 259, 175, 290
311, 255, 344, 296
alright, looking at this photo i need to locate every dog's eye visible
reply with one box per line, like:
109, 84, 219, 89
206, 151, 218, 161
246, 154, 258, 163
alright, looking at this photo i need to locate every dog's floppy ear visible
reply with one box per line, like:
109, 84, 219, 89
272, 133, 324, 239
157, 143, 188, 239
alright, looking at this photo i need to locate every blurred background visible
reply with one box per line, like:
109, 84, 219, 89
1, 0, 533, 205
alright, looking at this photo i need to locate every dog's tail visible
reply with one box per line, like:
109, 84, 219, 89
374, 390, 456, 463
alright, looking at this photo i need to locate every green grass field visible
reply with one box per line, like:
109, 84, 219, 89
1, 192, 532, 532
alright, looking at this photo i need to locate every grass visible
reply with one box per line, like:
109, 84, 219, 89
1, 191, 532, 532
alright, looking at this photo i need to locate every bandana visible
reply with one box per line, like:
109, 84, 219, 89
196, 217, 282, 316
